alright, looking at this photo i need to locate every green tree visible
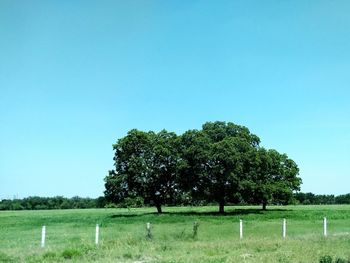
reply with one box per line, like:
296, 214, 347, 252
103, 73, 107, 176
105, 121, 301, 213
104, 129, 180, 213
242, 148, 301, 210
179, 121, 259, 213
178, 129, 211, 205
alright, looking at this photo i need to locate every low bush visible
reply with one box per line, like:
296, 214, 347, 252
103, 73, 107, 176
320, 255, 332, 263
61, 248, 82, 259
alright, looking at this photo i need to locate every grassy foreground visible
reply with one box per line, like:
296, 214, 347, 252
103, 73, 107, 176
1, 205, 350, 262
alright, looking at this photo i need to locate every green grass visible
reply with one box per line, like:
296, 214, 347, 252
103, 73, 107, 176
1, 205, 350, 262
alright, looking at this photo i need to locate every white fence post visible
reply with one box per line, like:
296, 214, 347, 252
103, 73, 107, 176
239, 219, 243, 239
95, 224, 99, 245
282, 218, 286, 238
41, 225, 46, 248
146, 222, 151, 239
323, 217, 327, 237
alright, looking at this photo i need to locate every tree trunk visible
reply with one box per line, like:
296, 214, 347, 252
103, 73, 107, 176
262, 201, 267, 211
219, 200, 225, 214
156, 204, 162, 214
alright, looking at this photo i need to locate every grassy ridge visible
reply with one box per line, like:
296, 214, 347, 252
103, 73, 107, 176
1, 205, 350, 262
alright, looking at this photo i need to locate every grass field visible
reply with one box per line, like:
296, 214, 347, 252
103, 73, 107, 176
1, 205, 350, 262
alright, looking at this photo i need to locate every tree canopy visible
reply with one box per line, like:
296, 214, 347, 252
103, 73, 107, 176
104, 121, 302, 213
104, 129, 181, 213
242, 148, 301, 210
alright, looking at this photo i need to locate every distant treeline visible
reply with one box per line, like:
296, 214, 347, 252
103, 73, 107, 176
1, 193, 350, 210
294, 192, 350, 205
0, 196, 107, 211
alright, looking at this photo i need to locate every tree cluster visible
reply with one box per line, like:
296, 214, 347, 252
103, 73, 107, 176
105, 121, 302, 213
294, 192, 350, 205
0, 196, 106, 210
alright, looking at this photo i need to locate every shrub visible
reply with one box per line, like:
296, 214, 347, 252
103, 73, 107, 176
320, 255, 332, 263
42, 251, 58, 259
0, 252, 16, 263
119, 197, 144, 208
61, 248, 82, 259
334, 258, 349, 263
104, 203, 118, 208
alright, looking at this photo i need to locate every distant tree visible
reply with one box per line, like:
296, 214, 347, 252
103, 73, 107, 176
297, 192, 317, 204
335, 193, 350, 204
294, 192, 340, 205
294, 192, 307, 204
96, 196, 107, 208
104, 129, 181, 213
314, 194, 335, 205
0, 196, 110, 210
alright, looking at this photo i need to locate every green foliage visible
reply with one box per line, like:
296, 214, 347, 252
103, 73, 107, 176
118, 197, 144, 208
294, 193, 350, 205
105, 129, 181, 213
318, 255, 350, 263
180, 123, 256, 213
320, 255, 333, 263
122, 252, 133, 259
0, 252, 17, 263
335, 194, 350, 204
104, 202, 118, 208
0, 196, 107, 210
105, 121, 302, 213
334, 258, 349, 263
42, 251, 58, 260
242, 148, 301, 210
61, 248, 82, 259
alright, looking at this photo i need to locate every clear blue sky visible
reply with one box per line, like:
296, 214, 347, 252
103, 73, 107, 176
1, 0, 349, 199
